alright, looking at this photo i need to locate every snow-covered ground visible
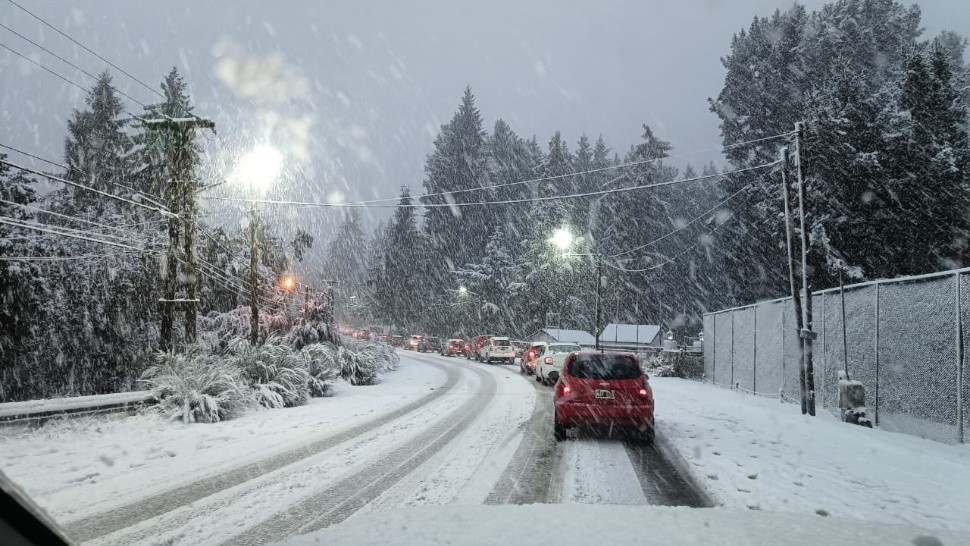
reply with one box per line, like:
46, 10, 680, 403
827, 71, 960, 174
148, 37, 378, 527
653, 377, 970, 531
2, 354, 967, 545
0, 357, 450, 523
289, 503, 970, 546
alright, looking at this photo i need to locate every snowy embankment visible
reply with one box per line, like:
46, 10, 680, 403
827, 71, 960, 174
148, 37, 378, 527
653, 377, 970, 531
0, 359, 449, 524
0, 391, 153, 420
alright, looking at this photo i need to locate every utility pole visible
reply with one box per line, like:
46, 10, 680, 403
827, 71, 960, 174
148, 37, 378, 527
594, 253, 603, 351
144, 116, 214, 351
780, 146, 807, 413
249, 196, 260, 345
304, 285, 311, 318
794, 121, 817, 416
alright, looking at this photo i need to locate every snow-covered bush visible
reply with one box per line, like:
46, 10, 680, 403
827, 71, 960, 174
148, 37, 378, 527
199, 307, 291, 353
339, 338, 399, 385
226, 335, 311, 408
355, 340, 399, 373
140, 347, 251, 424
301, 343, 340, 396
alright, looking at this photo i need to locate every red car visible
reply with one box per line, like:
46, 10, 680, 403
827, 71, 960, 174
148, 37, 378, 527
553, 352, 654, 443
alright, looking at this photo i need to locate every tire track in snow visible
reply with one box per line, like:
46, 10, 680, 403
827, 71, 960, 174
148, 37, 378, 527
485, 366, 562, 505
66, 357, 460, 543
224, 361, 498, 545
623, 434, 713, 508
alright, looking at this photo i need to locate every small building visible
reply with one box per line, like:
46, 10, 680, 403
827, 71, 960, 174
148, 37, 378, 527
527, 328, 596, 348
598, 323, 663, 351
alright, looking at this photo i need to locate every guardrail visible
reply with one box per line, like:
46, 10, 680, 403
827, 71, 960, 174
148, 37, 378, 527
0, 391, 155, 426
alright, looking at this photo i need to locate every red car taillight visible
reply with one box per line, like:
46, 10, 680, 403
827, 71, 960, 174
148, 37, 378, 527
555, 381, 571, 397
638, 387, 649, 397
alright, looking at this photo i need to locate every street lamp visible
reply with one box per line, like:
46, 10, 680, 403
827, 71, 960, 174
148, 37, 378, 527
551, 227, 574, 251
235, 145, 283, 344
280, 275, 297, 291
455, 285, 482, 333
551, 227, 604, 351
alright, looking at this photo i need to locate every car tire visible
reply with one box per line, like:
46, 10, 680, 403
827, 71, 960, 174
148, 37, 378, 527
554, 418, 567, 441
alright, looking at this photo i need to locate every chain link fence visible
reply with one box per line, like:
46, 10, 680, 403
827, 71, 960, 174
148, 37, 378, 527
704, 269, 968, 444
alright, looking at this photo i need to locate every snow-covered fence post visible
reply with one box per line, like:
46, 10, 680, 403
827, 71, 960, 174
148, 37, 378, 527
874, 282, 880, 427
711, 312, 717, 384
730, 311, 735, 388
956, 272, 964, 444
752, 307, 758, 395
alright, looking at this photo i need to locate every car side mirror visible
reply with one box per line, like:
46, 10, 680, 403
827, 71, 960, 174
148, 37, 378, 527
548, 371, 560, 383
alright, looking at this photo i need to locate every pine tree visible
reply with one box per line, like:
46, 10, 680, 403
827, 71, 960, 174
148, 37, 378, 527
376, 188, 423, 328
0, 157, 45, 401
422, 87, 490, 272
325, 210, 368, 304
61, 71, 133, 214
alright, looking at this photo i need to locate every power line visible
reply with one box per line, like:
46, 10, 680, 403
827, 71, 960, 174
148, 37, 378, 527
0, 142, 64, 169
0, 21, 149, 108
0, 197, 162, 238
295, 131, 797, 207
0, 40, 88, 94
605, 221, 729, 274
608, 183, 753, 259
6, 0, 164, 101
0, 251, 144, 262
0, 158, 175, 217
0, 216, 147, 251
206, 161, 780, 210
0, 213, 153, 248
0, 142, 169, 208
0, 40, 145, 120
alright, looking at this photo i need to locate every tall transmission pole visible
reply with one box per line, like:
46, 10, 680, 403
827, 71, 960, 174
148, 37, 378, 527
143, 116, 215, 351
794, 121, 817, 416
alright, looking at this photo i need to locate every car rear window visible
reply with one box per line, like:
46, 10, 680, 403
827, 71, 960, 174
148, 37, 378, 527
549, 344, 580, 353
568, 354, 642, 380
495, 339, 511, 347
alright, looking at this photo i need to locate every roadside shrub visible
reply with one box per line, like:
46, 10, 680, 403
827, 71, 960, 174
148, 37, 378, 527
140, 347, 251, 423
301, 343, 340, 396
227, 335, 311, 408
338, 339, 398, 385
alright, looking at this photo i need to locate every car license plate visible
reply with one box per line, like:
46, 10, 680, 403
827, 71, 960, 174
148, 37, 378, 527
595, 389, 614, 399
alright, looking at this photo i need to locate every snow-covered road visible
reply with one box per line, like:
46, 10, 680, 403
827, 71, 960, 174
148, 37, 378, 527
1, 351, 707, 545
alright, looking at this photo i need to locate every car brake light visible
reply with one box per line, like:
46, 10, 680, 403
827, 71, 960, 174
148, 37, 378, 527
544, 356, 553, 365
555, 381, 571, 397
638, 387, 649, 397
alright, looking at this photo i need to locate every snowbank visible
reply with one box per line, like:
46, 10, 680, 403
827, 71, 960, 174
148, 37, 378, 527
652, 378, 970, 531
0, 391, 152, 420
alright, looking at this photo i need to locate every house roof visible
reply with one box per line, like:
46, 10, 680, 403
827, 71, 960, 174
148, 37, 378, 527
538, 328, 596, 346
599, 324, 662, 345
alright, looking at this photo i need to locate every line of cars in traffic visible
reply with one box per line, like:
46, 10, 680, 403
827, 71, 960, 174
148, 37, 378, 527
399, 333, 520, 364
394, 333, 655, 443
360, 329, 656, 442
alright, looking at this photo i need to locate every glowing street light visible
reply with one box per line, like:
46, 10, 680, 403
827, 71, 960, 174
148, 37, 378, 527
551, 227, 574, 250
236, 145, 283, 345
235, 145, 283, 195
280, 275, 297, 291
458, 285, 468, 296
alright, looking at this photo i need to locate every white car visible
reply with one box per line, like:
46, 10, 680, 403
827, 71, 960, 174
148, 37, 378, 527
482, 336, 516, 364
535, 342, 582, 385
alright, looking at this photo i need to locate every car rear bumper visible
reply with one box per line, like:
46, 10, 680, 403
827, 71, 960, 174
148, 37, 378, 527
555, 402, 654, 428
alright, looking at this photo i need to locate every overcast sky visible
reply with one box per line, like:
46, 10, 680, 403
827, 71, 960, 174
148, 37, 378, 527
2, 0, 968, 245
